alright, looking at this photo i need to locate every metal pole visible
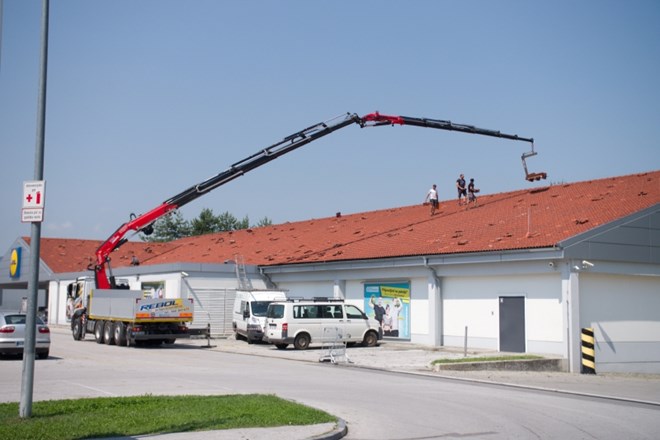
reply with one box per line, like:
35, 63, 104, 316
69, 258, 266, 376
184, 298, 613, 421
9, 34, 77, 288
0, 0, 4, 74
463, 326, 468, 357
20, 0, 49, 419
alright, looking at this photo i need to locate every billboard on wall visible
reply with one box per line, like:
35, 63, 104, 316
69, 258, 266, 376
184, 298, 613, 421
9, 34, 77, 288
364, 281, 410, 339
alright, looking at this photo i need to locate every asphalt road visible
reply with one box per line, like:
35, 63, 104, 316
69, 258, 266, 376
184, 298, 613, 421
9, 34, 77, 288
2, 328, 659, 440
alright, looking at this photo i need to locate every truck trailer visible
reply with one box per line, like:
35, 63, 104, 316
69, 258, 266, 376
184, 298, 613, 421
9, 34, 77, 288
69, 278, 193, 346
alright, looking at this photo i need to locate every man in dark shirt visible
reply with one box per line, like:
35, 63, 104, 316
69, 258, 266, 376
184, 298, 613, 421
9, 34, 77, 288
456, 174, 467, 205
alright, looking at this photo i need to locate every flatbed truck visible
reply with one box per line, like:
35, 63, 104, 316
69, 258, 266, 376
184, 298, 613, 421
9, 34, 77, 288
69, 278, 193, 346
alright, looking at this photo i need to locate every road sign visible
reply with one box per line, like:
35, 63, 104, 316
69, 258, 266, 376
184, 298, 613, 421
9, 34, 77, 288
22, 181, 46, 223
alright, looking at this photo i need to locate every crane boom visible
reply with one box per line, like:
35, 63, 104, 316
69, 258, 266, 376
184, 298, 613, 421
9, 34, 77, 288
93, 111, 545, 289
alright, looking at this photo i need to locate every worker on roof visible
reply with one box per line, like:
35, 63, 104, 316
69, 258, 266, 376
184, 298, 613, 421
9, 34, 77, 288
424, 184, 439, 215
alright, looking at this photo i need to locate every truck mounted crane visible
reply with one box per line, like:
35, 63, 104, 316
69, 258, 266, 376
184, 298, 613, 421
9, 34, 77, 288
92, 111, 546, 290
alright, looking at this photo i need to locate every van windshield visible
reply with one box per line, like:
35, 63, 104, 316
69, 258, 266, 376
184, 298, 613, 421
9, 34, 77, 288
251, 301, 273, 317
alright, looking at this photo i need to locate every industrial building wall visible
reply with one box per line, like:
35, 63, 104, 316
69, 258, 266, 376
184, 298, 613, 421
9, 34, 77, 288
580, 273, 660, 374
0, 288, 47, 313
47, 280, 69, 326
277, 271, 567, 353
442, 273, 564, 356
277, 281, 335, 299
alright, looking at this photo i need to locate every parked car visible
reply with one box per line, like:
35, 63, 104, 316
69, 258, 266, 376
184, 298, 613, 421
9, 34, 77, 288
264, 298, 380, 350
0, 312, 50, 359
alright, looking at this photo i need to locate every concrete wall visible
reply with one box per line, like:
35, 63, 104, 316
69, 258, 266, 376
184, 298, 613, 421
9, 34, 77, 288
581, 273, 660, 374
441, 274, 564, 355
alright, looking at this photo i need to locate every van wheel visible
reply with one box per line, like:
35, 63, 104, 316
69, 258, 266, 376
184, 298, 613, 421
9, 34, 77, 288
94, 321, 105, 344
362, 331, 378, 347
275, 343, 288, 350
294, 333, 311, 350
103, 321, 115, 345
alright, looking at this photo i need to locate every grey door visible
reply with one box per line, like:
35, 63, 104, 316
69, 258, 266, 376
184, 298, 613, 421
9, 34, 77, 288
499, 296, 525, 353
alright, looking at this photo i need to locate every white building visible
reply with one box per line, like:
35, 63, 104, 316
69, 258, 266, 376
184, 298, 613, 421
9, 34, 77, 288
1, 171, 658, 373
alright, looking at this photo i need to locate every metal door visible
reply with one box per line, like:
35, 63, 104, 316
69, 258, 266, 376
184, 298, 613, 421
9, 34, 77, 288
499, 296, 525, 353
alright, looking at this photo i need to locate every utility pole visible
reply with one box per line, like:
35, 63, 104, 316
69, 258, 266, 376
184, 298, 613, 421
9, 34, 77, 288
20, 0, 49, 418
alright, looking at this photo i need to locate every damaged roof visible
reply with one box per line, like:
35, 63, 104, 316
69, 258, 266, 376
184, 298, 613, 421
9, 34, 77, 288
32, 170, 660, 273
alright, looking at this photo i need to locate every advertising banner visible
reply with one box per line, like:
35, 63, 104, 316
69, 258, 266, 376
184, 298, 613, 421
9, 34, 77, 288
364, 282, 410, 339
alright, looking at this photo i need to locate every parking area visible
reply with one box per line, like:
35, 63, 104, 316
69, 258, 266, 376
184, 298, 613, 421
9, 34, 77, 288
178, 331, 660, 405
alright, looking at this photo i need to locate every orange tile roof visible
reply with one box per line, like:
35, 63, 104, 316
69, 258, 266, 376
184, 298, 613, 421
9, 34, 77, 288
31, 170, 660, 274
24, 237, 176, 274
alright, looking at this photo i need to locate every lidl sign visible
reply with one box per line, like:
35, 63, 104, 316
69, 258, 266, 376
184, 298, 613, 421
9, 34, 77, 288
10, 247, 21, 278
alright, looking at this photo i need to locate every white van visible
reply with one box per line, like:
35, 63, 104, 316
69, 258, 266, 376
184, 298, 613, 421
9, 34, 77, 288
233, 290, 287, 343
264, 298, 381, 350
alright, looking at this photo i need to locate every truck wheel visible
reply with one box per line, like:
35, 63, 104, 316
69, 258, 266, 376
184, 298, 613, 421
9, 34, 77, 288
294, 333, 311, 350
275, 343, 288, 350
72, 318, 83, 341
362, 330, 378, 347
113, 322, 127, 346
94, 321, 105, 344
103, 321, 115, 345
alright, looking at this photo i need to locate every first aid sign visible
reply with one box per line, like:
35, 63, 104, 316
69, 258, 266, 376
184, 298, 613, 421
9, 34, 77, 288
22, 180, 46, 223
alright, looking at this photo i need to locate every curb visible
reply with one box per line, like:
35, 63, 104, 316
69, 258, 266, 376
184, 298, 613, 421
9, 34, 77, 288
309, 418, 348, 440
432, 358, 564, 372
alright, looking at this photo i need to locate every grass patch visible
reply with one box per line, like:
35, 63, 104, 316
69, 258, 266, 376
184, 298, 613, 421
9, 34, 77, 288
0, 394, 336, 440
432, 355, 543, 365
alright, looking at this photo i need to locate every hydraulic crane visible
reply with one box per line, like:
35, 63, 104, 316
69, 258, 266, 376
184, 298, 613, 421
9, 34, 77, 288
92, 111, 546, 289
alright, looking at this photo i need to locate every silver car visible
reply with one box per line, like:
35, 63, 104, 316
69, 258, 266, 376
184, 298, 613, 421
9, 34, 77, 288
0, 312, 51, 359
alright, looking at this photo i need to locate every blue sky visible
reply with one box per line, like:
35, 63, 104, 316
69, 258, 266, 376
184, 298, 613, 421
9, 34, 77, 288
1, 0, 659, 253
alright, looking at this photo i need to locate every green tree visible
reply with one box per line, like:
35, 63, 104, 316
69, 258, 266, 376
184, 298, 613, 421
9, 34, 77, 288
140, 209, 272, 242
141, 211, 191, 242
190, 208, 224, 235
254, 216, 272, 227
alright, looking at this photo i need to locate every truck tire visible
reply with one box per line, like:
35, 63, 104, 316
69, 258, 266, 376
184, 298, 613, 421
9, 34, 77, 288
94, 321, 105, 344
72, 318, 83, 341
103, 321, 115, 345
293, 333, 311, 350
362, 330, 378, 347
275, 343, 288, 350
113, 322, 127, 346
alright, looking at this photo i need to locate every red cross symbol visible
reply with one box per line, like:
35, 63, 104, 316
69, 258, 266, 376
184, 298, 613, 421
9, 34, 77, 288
25, 191, 41, 205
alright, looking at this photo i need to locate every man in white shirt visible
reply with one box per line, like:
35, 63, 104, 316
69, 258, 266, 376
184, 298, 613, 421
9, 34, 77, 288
424, 184, 439, 215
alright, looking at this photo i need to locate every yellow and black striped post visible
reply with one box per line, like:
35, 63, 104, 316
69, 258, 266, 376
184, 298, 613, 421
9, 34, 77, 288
581, 327, 596, 374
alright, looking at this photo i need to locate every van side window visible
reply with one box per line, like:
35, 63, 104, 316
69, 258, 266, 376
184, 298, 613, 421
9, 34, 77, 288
345, 305, 365, 319
294, 305, 320, 319
321, 305, 343, 318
